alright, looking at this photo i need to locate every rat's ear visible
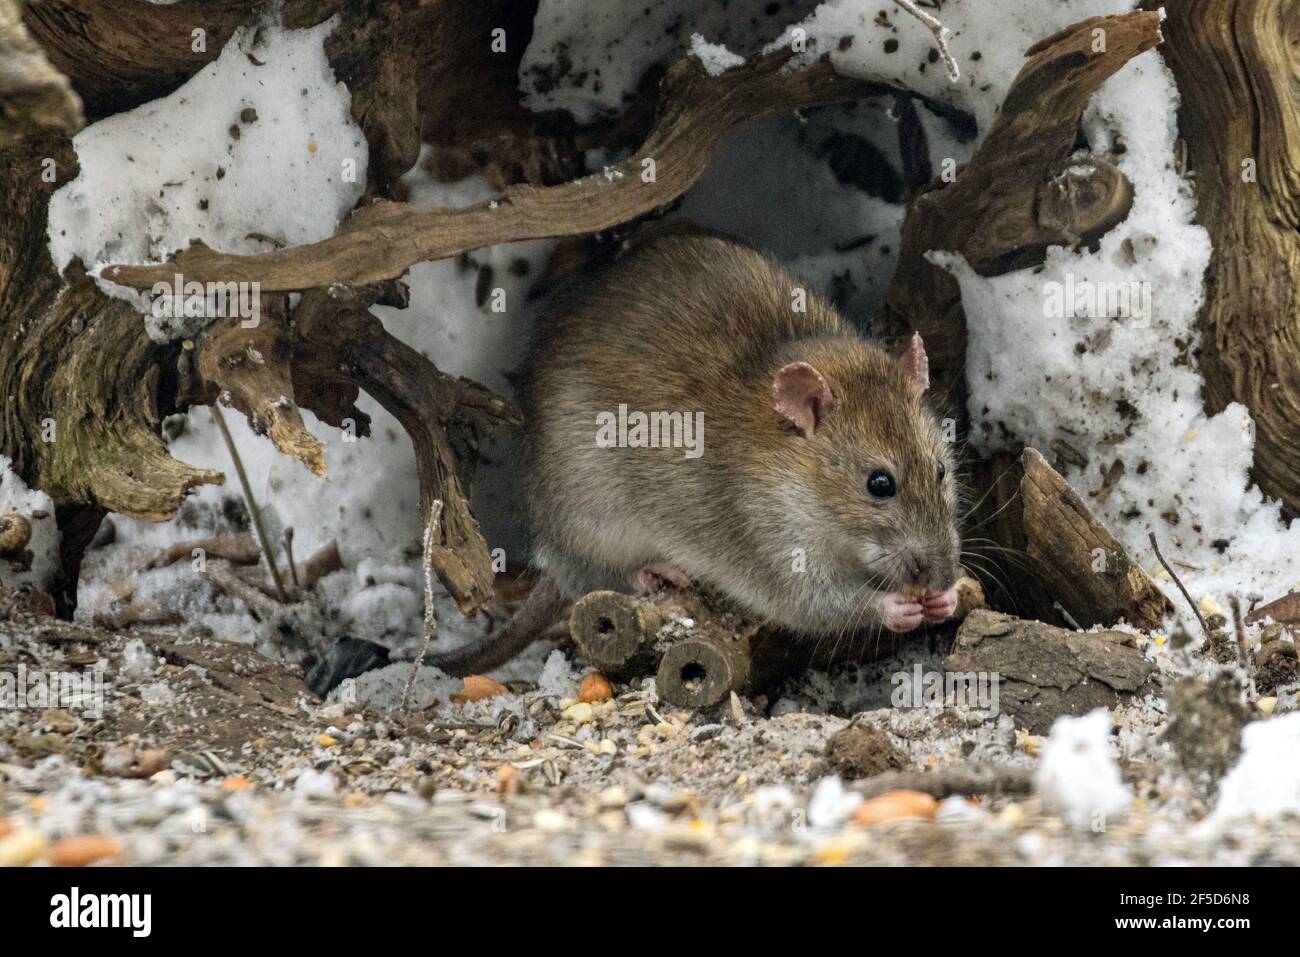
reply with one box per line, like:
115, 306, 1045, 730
899, 332, 930, 396
773, 361, 835, 439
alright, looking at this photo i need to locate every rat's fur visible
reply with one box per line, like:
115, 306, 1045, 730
521, 234, 959, 636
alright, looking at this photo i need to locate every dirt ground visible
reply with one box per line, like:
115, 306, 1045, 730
1, 603, 1297, 867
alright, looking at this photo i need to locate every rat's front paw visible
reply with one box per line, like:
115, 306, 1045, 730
922, 587, 957, 624
879, 592, 925, 633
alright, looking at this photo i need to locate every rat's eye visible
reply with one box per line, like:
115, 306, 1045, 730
867, 469, 896, 498
938, 462, 947, 482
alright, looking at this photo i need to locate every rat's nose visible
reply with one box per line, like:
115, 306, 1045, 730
903, 554, 931, 586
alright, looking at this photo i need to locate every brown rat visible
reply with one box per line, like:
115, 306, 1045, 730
429, 232, 960, 675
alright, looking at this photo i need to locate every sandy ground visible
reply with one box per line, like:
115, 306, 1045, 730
1, 603, 1297, 866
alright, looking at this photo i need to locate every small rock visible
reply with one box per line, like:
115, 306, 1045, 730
532, 809, 569, 832
807, 776, 862, 828
562, 702, 594, 724
40, 709, 78, 734
823, 722, 908, 780
136, 749, 171, 777
294, 768, 337, 800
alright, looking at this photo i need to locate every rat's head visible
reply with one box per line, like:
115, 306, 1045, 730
768, 333, 960, 610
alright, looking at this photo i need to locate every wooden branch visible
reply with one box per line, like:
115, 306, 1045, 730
1019, 448, 1169, 630
878, 10, 1161, 403
103, 50, 890, 292
290, 288, 520, 616
148, 532, 261, 570
194, 308, 326, 477
570, 590, 768, 708
1154, 1, 1300, 514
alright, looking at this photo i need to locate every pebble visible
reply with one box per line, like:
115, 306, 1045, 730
532, 809, 569, 831
562, 702, 594, 724
294, 769, 337, 800
40, 709, 78, 734
599, 786, 630, 808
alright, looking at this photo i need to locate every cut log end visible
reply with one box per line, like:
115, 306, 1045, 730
570, 590, 663, 677
656, 634, 751, 709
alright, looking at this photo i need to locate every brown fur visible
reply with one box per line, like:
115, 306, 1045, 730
521, 234, 959, 635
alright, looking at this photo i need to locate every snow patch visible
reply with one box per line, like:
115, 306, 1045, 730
1035, 709, 1131, 829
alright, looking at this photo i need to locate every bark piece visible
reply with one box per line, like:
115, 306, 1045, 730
1019, 447, 1169, 630
945, 609, 1158, 735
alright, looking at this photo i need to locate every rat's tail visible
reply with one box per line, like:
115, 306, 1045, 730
424, 576, 568, 676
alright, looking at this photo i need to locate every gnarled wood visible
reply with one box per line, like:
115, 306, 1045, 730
0, 132, 223, 525
1155, 0, 1300, 514
290, 288, 520, 616
878, 11, 1160, 402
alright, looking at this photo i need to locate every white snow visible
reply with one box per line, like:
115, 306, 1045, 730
537, 649, 581, 698
806, 774, 863, 828
47, 15, 367, 337
1213, 713, 1300, 820
689, 34, 745, 76
120, 638, 158, 679
1035, 709, 1131, 829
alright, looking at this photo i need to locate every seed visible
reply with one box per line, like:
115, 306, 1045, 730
851, 790, 938, 828
452, 675, 508, 703
578, 672, 614, 704
47, 835, 122, 867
